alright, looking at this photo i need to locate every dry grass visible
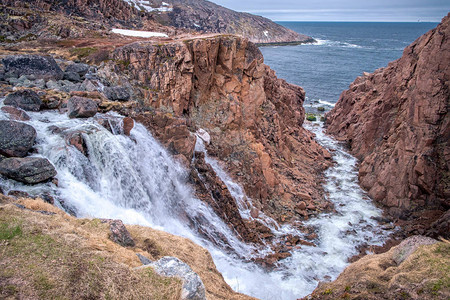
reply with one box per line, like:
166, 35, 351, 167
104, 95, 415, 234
306, 239, 450, 299
128, 226, 256, 300
0, 202, 181, 300
0, 198, 254, 300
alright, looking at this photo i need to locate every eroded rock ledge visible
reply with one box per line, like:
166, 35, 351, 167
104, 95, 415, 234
326, 14, 449, 236
104, 35, 332, 224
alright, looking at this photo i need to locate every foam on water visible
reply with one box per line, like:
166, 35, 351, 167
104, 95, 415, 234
311, 38, 363, 48
0, 101, 390, 299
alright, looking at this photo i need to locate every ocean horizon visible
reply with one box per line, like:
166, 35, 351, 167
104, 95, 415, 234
260, 21, 439, 110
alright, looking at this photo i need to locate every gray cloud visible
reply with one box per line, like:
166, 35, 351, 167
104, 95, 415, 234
212, 0, 449, 21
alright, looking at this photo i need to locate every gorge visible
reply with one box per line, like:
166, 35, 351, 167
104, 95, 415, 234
0, 1, 449, 300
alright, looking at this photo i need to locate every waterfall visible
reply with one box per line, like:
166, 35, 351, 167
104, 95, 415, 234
0, 102, 391, 300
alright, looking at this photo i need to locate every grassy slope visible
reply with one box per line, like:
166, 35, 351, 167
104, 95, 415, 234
305, 238, 450, 299
0, 196, 253, 300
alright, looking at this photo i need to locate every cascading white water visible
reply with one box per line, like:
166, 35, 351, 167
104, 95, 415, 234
0, 101, 391, 300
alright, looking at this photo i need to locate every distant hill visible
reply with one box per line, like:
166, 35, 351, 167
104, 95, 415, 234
0, 0, 312, 44
142, 0, 313, 44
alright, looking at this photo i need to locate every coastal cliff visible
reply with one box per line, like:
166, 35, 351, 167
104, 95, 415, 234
105, 36, 332, 225
326, 14, 449, 237
0, 0, 312, 44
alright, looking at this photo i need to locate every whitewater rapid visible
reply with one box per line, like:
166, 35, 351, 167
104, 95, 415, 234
0, 102, 391, 299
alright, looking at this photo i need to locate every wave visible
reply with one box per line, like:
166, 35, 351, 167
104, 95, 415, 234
318, 99, 336, 107
309, 38, 363, 49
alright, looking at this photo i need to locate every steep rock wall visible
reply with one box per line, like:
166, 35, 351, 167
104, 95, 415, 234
326, 15, 449, 218
109, 36, 331, 222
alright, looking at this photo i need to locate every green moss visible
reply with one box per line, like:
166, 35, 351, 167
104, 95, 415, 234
306, 113, 317, 122
69, 47, 98, 59
0, 222, 22, 240
115, 59, 131, 68
322, 288, 333, 295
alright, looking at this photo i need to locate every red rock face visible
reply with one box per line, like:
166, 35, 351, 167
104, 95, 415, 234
326, 14, 450, 217
111, 36, 331, 222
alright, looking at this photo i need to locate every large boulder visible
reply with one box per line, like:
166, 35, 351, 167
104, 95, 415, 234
2, 55, 64, 80
151, 256, 206, 300
4, 89, 42, 111
103, 86, 130, 101
0, 157, 57, 184
67, 96, 98, 118
0, 120, 36, 157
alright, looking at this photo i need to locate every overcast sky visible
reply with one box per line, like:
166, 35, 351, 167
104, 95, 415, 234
212, 0, 449, 22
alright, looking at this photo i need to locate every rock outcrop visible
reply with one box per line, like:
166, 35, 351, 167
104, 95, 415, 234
0, 0, 311, 45
111, 36, 331, 222
326, 15, 449, 224
305, 236, 449, 300
143, 256, 206, 300
160, 0, 312, 44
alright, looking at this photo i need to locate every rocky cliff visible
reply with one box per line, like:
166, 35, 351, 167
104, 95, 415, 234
104, 35, 332, 225
0, 31, 331, 264
157, 0, 313, 44
0, 0, 312, 44
326, 15, 449, 235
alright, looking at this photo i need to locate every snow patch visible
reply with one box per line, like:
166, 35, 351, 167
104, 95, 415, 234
112, 28, 168, 38
123, 0, 173, 12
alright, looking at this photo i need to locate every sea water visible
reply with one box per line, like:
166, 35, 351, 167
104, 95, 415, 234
260, 22, 438, 109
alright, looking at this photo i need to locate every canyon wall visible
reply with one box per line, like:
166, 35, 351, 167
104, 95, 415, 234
326, 15, 449, 222
106, 36, 331, 224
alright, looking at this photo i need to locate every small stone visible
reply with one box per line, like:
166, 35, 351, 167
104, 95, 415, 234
67, 96, 97, 118
103, 86, 131, 101
8, 190, 30, 198
122, 117, 134, 136
46, 80, 61, 90
297, 201, 307, 210
65, 63, 90, 77
250, 207, 259, 218
102, 219, 135, 247
63, 71, 81, 82
40, 193, 55, 204
4, 89, 42, 111
66, 132, 88, 155
136, 253, 152, 265
1, 106, 31, 121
